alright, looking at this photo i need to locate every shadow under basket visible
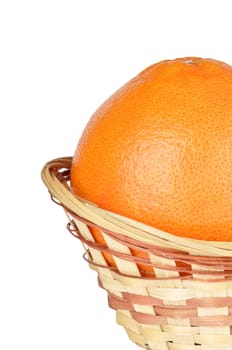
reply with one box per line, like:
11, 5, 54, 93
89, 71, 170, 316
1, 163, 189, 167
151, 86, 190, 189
41, 157, 232, 350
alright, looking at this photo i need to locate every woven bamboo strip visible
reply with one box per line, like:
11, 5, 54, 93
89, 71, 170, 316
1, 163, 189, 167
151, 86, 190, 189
41, 157, 232, 256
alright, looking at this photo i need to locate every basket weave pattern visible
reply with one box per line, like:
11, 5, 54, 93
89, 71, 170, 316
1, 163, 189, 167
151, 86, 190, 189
42, 157, 232, 350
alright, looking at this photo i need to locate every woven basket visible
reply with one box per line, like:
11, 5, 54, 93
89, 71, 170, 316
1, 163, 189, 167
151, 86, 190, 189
41, 157, 232, 350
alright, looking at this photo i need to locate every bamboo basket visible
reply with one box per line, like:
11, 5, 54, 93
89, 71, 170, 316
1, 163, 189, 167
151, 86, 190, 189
41, 157, 232, 350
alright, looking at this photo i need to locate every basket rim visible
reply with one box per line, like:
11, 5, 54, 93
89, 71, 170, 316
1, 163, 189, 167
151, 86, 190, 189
41, 156, 232, 257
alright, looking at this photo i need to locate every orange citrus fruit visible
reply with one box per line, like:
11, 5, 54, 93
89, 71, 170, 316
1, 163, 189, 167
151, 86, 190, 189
71, 57, 232, 257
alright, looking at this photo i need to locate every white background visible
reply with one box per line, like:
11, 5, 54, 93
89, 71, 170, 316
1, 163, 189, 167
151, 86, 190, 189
1, 1, 232, 349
